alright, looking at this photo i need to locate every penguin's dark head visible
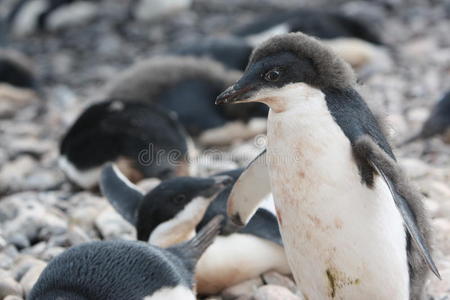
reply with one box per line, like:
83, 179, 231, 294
216, 32, 355, 112
136, 175, 232, 242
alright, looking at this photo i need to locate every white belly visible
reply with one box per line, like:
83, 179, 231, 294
266, 106, 409, 300
195, 233, 290, 295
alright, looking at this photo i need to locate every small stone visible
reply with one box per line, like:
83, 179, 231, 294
4, 295, 24, 300
0, 270, 23, 298
7, 234, 30, 250
95, 207, 135, 240
11, 256, 46, 282
262, 271, 297, 293
134, 0, 192, 22
253, 285, 301, 300
47, 1, 98, 31
0, 253, 14, 269
398, 158, 430, 179
19, 263, 47, 298
222, 277, 263, 300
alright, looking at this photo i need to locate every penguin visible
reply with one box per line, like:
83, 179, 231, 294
233, 8, 382, 46
105, 56, 268, 137
100, 164, 290, 294
215, 32, 439, 299
0, 49, 36, 89
29, 215, 223, 300
402, 91, 450, 145
170, 36, 253, 71
59, 99, 190, 189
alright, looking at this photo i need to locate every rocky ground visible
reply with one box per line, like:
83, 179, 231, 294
0, 0, 449, 299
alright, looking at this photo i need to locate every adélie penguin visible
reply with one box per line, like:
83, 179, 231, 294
59, 100, 190, 189
29, 215, 223, 300
100, 165, 290, 294
216, 32, 439, 299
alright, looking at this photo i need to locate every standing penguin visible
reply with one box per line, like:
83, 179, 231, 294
29, 215, 223, 300
59, 100, 190, 189
100, 165, 290, 294
216, 33, 439, 299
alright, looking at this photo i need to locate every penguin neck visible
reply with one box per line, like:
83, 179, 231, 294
264, 83, 409, 299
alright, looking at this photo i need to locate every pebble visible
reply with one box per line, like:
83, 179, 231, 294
19, 263, 47, 298
253, 285, 301, 300
47, 1, 98, 31
0, 270, 23, 299
221, 278, 263, 300
262, 271, 297, 293
398, 158, 430, 178
134, 0, 192, 22
94, 207, 135, 240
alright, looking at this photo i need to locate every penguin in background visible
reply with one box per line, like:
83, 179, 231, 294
29, 215, 223, 300
59, 99, 191, 189
169, 36, 253, 71
100, 164, 290, 295
105, 56, 268, 137
402, 91, 450, 145
216, 33, 439, 299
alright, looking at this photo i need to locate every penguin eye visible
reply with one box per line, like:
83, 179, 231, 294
172, 194, 186, 205
264, 69, 280, 82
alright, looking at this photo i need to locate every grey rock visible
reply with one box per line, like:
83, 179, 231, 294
253, 285, 301, 300
0, 253, 14, 269
0, 270, 23, 298
11, 256, 46, 282
262, 271, 297, 293
94, 207, 135, 240
19, 263, 47, 298
222, 278, 263, 300
4, 295, 24, 300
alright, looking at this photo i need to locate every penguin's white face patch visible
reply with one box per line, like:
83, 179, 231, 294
149, 196, 211, 248
143, 285, 195, 300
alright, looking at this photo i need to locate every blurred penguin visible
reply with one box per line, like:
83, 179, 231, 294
403, 91, 450, 145
100, 165, 290, 295
29, 216, 223, 300
59, 100, 191, 189
105, 56, 268, 137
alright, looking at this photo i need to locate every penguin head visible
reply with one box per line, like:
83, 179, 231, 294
216, 32, 356, 112
136, 175, 232, 241
100, 164, 232, 242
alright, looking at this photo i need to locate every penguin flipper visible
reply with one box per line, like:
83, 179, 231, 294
100, 164, 144, 226
227, 150, 271, 226
354, 136, 440, 279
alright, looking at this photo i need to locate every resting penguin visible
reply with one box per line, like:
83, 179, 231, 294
29, 215, 223, 300
106, 56, 268, 137
0, 49, 36, 89
100, 165, 290, 294
402, 91, 450, 145
59, 99, 190, 189
216, 32, 439, 299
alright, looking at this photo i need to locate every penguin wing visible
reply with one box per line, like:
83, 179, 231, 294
354, 136, 440, 279
240, 208, 283, 246
100, 164, 144, 226
227, 150, 271, 226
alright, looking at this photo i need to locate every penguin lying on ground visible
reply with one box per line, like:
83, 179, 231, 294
0, 49, 36, 89
216, 32, 439, 299
106, 56, 268, 137
402, 91, 450, 145
233, 8, 382, 46
100, 165, 290, 294
59, 100, 190, 189
170, 36, 253, 71
29, 215, 223, 300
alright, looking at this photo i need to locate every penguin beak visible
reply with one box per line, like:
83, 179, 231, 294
215, 84, 257, 105
200, 175, 233, 197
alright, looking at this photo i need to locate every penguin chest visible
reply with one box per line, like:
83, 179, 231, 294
266, 108, 409, 300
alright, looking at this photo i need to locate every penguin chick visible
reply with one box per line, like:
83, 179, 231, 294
170, 36, 253, 71
216, 32, 438, 299
100, 165, 291, 295
403, 91, 450, 145
29, 215, 223, 300
59, 100, 190, 189
106, 56, 268, 136
234, 8, 382, 46
0, 49, 36, 89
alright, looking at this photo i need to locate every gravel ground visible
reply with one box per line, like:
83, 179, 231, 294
0, 0, 449, 299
